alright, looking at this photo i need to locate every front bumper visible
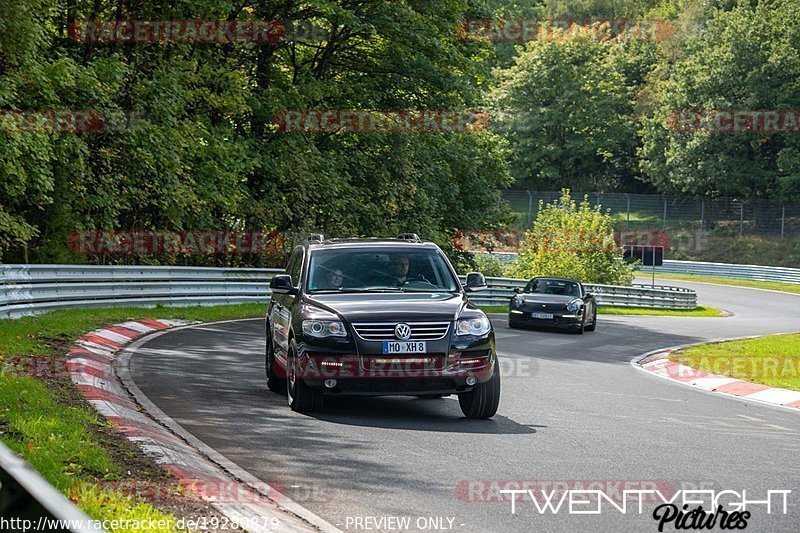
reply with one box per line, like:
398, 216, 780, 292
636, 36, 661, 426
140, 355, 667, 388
295, 332, 496, 395
509, 309, 583, 329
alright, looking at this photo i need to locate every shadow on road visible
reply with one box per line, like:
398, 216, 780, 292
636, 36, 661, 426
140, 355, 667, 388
306, 395, 543, 434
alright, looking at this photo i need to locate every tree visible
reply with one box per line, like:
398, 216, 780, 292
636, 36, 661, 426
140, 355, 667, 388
506, 189, 635, 285
490, 26, 650, 192
638, 0, 800, 200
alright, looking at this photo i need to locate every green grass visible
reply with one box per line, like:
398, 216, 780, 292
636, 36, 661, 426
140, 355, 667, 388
0, 304, 264, 528
479, 304, 724, 316
597, 305, 725, 317
671, 333, 800, 391
653, 273, 800, 295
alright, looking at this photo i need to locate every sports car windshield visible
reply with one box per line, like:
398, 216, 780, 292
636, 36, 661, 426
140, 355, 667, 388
525, 278, 581, 297
307, 248, 460, 293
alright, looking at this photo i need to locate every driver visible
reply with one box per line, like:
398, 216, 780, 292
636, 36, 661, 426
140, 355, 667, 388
389, 254, 410, 285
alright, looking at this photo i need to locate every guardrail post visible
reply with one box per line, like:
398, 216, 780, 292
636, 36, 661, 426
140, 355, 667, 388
527, 190, 533, 225
781, 206, 785, 239
739, 200, 744, 236
663, 198, 668, 230
700, 199, 704, 230
625, 193, 630, 229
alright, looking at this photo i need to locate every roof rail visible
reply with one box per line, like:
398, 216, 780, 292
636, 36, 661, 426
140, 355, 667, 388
396, 233, 421, 242
308, 233, 325, 243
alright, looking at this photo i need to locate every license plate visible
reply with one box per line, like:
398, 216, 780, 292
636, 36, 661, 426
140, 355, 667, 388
382, 341, 427, 354
531, 312, 554, 319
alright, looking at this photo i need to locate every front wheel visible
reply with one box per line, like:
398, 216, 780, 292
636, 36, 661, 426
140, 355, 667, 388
287, 339, 323, 413
458, 364, 501, 419
585, 308, 597, 332
265, 330, 286, 393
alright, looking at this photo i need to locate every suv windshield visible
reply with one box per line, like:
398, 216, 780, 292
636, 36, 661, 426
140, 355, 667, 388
525, 278, 581, 297
307, 247, 460, 293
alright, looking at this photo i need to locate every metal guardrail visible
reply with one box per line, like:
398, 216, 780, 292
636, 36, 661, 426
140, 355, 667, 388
0, 265, 281, 318
462, 276, 697, 309
656, 260, 800, 284
0, 442, 102, 532
0, 265, 697, 318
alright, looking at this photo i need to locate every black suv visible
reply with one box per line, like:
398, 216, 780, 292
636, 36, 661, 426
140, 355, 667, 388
265, 234, 500, 418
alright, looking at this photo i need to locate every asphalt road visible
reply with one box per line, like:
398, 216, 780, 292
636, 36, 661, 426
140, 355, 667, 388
129, 279, 800, 532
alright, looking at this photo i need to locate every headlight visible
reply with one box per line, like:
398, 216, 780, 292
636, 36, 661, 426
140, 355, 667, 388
512, 295, 524, 307
456, 316, 492, 336
302, 320, 347, 338
566, 299, 582, 313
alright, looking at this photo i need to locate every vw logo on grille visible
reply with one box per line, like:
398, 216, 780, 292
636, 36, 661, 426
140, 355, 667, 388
394, 323, 412, 340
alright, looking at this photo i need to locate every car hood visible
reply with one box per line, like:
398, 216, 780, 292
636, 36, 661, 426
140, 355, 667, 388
304, 292, 469, 322
518, 293, 578, 305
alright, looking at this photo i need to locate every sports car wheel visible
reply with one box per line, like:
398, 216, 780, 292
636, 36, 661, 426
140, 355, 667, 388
585, 308, 597, 332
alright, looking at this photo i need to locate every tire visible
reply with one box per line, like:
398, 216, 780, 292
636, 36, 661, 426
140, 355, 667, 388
286, 339, 323, 413
458, 364, 501, 419
585, 308, 597, 332
508, 319, 521, 329
265, 329, 286, 394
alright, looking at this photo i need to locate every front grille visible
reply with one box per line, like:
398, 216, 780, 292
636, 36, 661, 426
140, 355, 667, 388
362, 353, 447, 371
352, 322, 450, 341
520, 302, 565, 313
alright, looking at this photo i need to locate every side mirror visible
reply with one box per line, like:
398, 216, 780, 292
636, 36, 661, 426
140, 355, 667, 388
513, 287, 523, 294
584, 292, 593, 299
270, 274, 298, 295
465, 272, 488, 292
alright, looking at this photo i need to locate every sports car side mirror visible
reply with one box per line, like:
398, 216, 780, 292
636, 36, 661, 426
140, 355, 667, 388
270, 274, 298, 295
584, 292, 593, 299
513, 287, 523, 294
465, 272, 488, 292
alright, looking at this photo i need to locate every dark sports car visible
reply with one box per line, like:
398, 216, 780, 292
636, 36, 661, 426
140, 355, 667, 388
508, 277, 597, 333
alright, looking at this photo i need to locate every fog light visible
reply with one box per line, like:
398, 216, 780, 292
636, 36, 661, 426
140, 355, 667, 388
466, 376, 478, 386
324, 379, 337, 388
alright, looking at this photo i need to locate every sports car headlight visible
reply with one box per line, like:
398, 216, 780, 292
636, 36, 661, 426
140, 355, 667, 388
566, 299, 582, 313
302, 320, 347, 338
456, 316, 491, 336
512, 295, 524, 307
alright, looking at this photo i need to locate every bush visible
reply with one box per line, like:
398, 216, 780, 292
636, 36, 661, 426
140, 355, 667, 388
471, 253, 506, 277
506, 190, 636, 285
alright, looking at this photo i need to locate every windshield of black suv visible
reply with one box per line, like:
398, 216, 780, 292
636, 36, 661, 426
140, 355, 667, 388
307, 247, 460, 293
525, 278, 581, 297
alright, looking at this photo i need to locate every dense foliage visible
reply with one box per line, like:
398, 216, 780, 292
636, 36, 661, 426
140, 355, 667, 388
2, 0, 799, 266
507, 190, 636, 285
0, 0, 512, 264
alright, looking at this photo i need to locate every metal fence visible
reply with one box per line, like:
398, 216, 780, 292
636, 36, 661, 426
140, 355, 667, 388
0, 264, 698, 318
0, 441, 101, 532
501, 190, 800, 238
466, 277, 697, 309
655, 260, 800, 284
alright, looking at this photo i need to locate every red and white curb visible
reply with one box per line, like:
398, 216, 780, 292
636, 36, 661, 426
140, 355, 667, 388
67, 320, 338, 533
632, 341, 800, 412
